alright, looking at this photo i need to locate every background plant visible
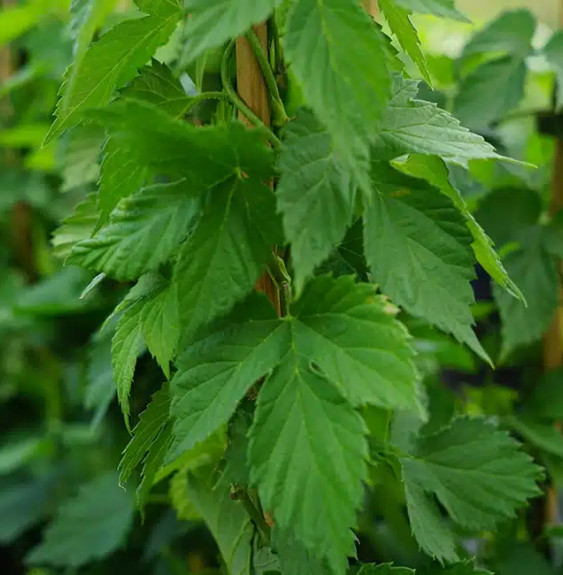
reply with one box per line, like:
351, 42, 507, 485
2, 1, 563, 575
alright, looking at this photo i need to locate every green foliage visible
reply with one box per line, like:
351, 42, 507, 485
2, 1, 563, 574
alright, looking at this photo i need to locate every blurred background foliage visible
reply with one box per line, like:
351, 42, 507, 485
3, 0, 563, 574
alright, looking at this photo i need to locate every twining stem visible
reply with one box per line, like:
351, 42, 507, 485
221, 39, 281, 148
245, 29, 289, 127
238, 488, 271, 545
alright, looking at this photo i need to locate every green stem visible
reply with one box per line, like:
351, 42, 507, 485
221, 39, 282, 149
239, 489, 271, 545
268, 253, 292, 316
245, 29, 289, 127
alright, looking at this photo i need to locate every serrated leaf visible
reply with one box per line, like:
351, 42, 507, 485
172, 277, 417, 457
169, 468, 199, 520
61, 125, 104, 192
171, 277, 417, 572
98, 137, 148, 227
52, 193, 98, 260
285, 0, 392, 182
182, 0, 282, 61
173, 175, 280, 340
363, 162, 489, 363
187, 467, 254, 575
249, 353, 367, 574
89, 100, 274, 184
112, 300, 145, 427
393, 0, 468, 21
373, 76, 506, 164
69, 179, 200, 281
494, 232, 558, 358
401, 417, 542, 562
120, 59, 192, 117
46, 1, 183, 141
277, 109, 356, 293
461, 9, 535, 58
394, 155, 523, 301
273, 527, 333, 575
27, 473, 134, 568
543, 31, 563, 110
119, 386, 170, 487
290, 275, 417, 410
170, 295, 287, 459
454, 56, 526, 128
379, 0, 431, 85
70, 0, 119, 59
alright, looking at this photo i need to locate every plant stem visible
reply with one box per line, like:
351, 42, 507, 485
245, 29, 288, 127
239, 489, 271, 545
221, 39, 281, 148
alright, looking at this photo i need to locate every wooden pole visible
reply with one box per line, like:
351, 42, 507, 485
363, 0, 379, 17
236, 24, 280, 313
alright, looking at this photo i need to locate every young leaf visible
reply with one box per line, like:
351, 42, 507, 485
68, 179, 200, 281
373, 76, 507, 164
46, 1, 183, 142
112, 300, 144, 427
182, 0, 282, 61
379, 0, 431, 85
284, 0, 392, 181
394, 154, 523, 301
120, 59, 192, 117
173, 175, 281, 340
363, 162, 489, 363
358, 564, 415, 574
392, 0, 468, 22
27, 473, 134, 568
277, 109, 356, 294
187, 467, 254, 575
401, 417, 542, 562
249, 353, 368, 574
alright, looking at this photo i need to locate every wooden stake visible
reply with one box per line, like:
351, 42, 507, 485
236, 24, 280, 313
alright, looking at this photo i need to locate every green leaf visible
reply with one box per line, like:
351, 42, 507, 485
27, 472, 134, 568
170, 295, 287, 459
420, 562, 493, 575
394, 155, 523, 301
120, 59, 192, 117
182, 0, 282, 61
402, 417, 542, 562
454, 56, 527, 128
90, 100, 274, 184
187, 467, 254, 575
119, 386, 170, 487
68, 179, 200, 281
363, 162, 489, 363
277, 109, 356, 293
250, 352, 367, 574
0, 0, 48, 48
528, 369, 563, 421
273, 527, 333, 575
493, 229, 558, 358
290, 275, 418, 410
373, 76, 506, 164
61, 125, 104, 192
392, 0, 468, 22
112, 300, 144, 427
379, 0, 431, 85
51, 193, 98, 260
70, 0, 119, 59
543, 31, 563, 110
504, 415, 563, 459
284, 0, 392, 181
173, 175, 280, 339
98, 137, 148, 227
461, 9, 535, 58
45, 1, 183, 142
